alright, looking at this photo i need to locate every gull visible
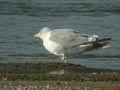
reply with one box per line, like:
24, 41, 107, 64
34, 27, 111, 63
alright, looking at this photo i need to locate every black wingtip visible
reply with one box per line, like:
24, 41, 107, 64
98, 38, 112, 42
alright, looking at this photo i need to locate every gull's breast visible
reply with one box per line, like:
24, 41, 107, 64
43, 33, 64, 56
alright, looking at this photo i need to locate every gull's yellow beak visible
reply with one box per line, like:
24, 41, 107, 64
33, 34, 39, 39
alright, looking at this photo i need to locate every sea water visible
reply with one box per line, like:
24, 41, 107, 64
0, 0, 120, 70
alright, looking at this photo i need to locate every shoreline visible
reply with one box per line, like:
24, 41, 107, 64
0, 80, 120, 90
0, 62, 120, 90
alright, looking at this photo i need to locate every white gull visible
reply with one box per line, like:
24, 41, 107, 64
34, 27, 111, 63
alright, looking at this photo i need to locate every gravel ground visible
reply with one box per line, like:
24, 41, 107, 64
0, 62, 120, 90
0, 81, 120, 90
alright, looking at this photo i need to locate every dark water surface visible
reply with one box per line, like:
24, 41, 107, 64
0, 0, 120, 70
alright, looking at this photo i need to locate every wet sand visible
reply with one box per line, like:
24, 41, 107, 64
0, 62, 120, 90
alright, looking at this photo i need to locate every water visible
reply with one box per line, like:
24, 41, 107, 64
0, 0, 120, 70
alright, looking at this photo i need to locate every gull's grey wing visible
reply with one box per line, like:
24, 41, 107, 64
49, 29, 89, 49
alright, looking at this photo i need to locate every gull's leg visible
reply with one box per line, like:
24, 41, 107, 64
60, 54, 68, 63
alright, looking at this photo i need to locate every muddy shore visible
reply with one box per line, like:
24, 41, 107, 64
0, 62, 120, 90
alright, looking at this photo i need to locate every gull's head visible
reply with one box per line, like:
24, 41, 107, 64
34, 27, 51, 40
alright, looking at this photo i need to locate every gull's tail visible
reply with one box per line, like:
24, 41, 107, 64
71, 34, 111, 51
88, 38, 111, 50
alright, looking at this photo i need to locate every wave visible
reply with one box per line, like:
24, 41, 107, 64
2, 53, 120, 59
0, 1, 120, 17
